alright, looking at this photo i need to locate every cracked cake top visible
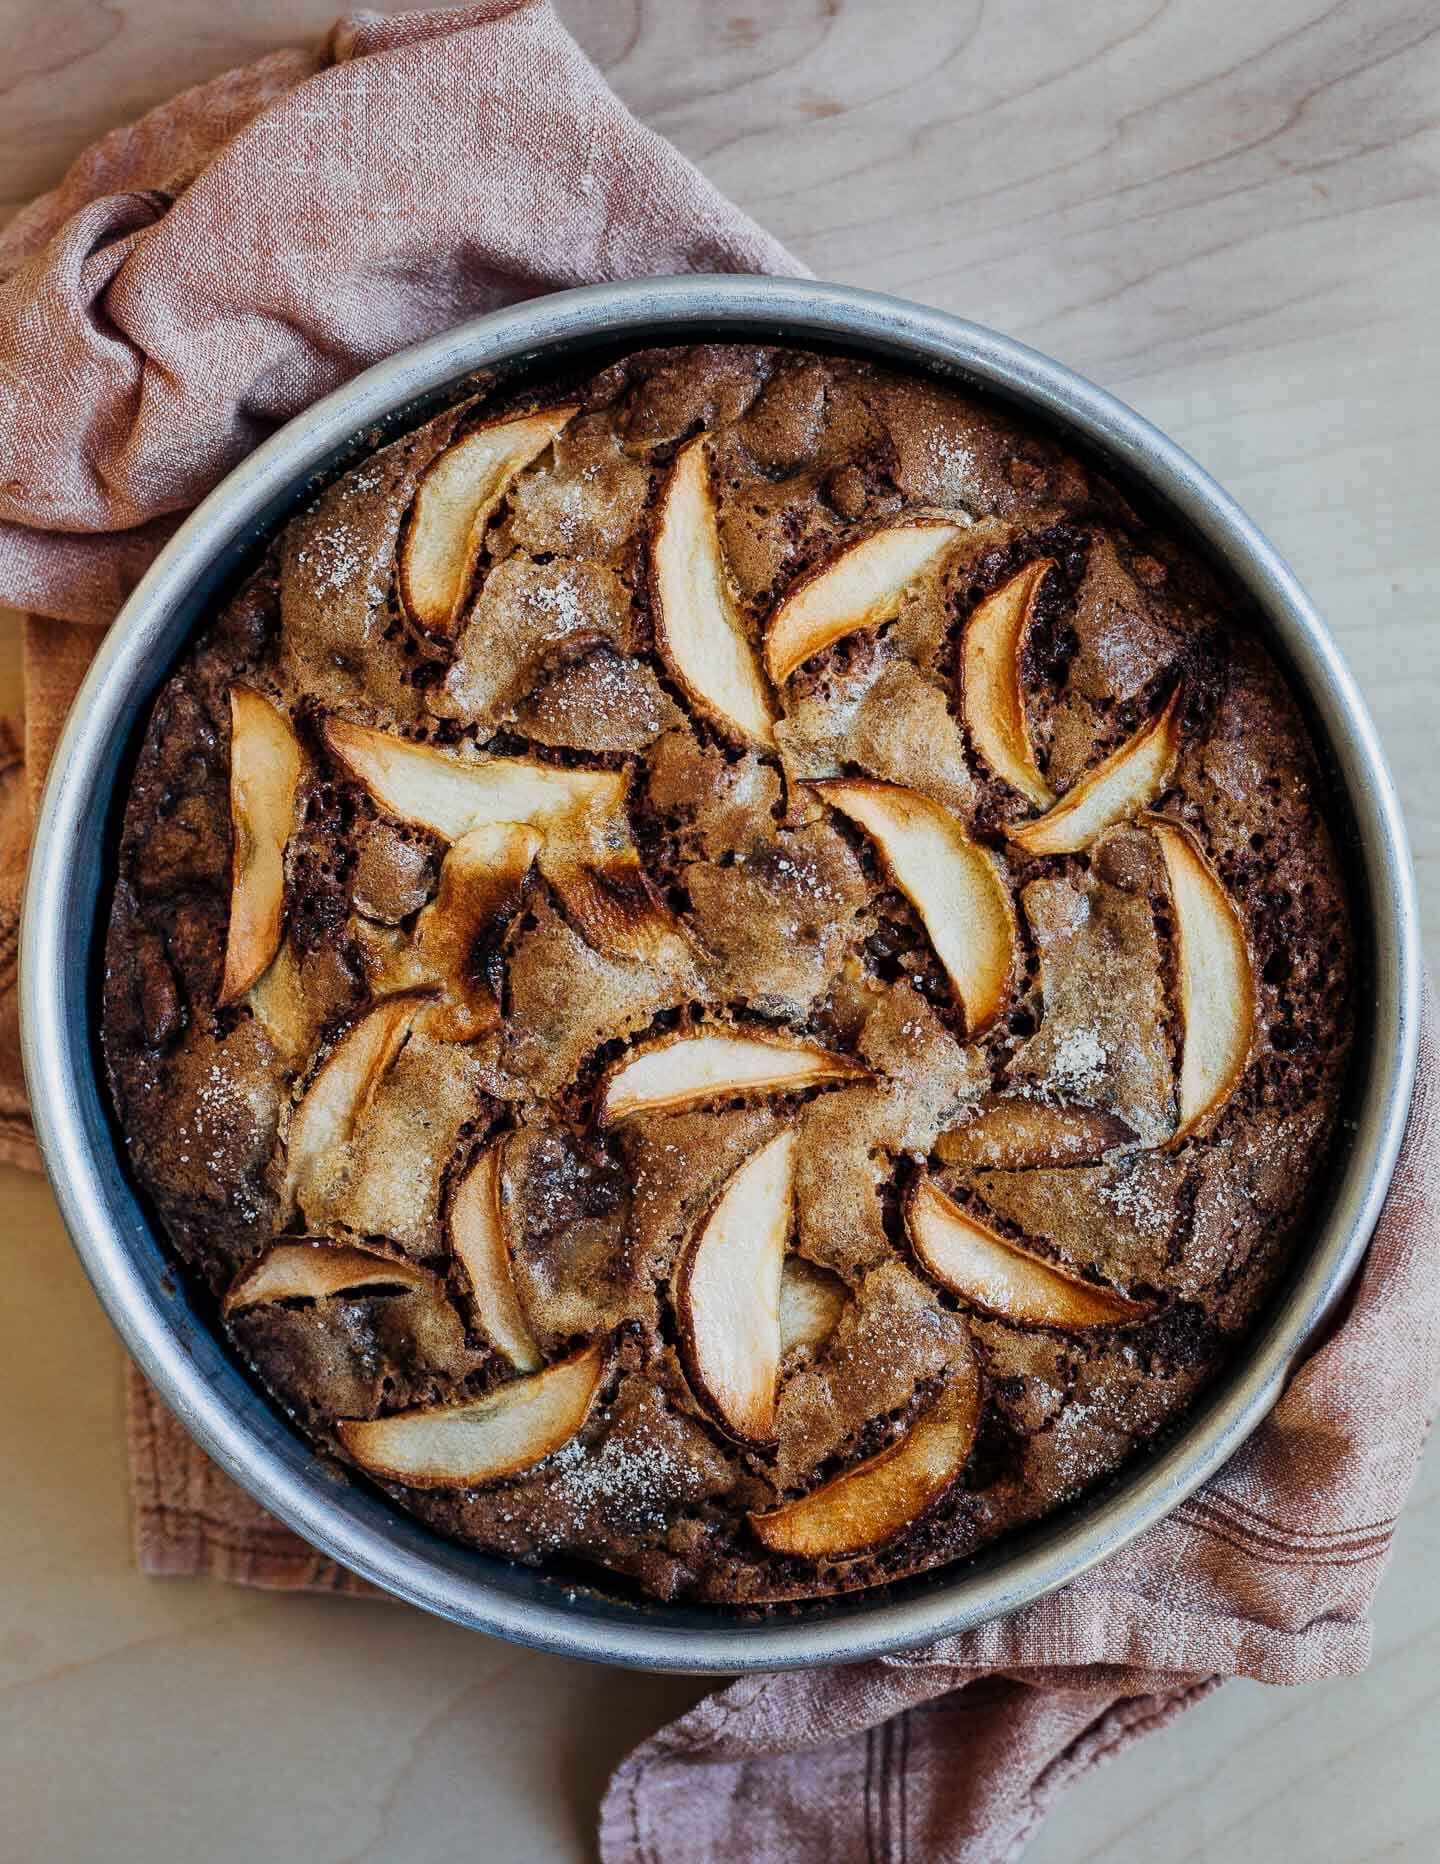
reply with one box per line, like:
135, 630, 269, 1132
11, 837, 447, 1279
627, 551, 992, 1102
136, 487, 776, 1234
101, 343, 1353, 1606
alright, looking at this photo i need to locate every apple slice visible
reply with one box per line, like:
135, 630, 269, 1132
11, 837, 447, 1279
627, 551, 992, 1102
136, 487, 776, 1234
810, 779, 1016, 1034
779, 1256, 848, 1356
765, 518, 964, 684
219, 687, 303, 1006
905, 1176, 1148, 1328
247, 940, 313, 1060
543, 855, 691, 969
382, 822, 540, 1042
399, 405, 578, 636
282, 995, 420, 1215
935, 1100, 1135, 1169
1008, 688, 1183, 857
651, 437, 775, 746
749, 1372, 980, 1558
322, 717, 624, 843
337, 1344, 604, 1489
674, 1129, 795, 1444
960, 560, 1056, 810
1148, 817, 1255, 1141
321, 719, 678, 964
597, 1031, 869, 1127
223, 1240, 430, 1316
448, 1142, 542, 1372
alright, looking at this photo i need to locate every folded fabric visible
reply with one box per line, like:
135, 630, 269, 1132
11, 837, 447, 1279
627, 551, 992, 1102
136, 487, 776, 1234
0, 0, 796, 1157
3, 7, 1434, 1861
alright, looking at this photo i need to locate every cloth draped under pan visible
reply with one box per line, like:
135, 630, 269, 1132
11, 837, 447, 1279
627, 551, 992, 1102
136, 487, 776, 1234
2, 6, 1436, 1859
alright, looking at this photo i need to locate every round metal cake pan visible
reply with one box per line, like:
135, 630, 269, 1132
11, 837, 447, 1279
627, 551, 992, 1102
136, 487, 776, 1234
20, 277, 1422, 1672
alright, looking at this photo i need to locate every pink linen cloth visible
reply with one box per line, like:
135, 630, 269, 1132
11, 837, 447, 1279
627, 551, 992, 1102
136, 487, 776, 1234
1, 6, 1434, 1859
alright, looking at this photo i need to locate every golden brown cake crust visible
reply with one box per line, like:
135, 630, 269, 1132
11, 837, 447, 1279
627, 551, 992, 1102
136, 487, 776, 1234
101, 345, 1353, 1606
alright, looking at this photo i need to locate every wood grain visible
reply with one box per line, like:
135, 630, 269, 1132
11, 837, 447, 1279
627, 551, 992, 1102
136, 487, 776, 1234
0, 4, 1436, 1861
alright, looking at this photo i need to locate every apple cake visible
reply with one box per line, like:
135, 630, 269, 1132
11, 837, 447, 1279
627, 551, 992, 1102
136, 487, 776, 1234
101, 344, 1353, 1605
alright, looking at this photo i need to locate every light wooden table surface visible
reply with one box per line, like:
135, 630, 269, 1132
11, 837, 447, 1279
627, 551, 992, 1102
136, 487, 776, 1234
2, 3, 1436, 1859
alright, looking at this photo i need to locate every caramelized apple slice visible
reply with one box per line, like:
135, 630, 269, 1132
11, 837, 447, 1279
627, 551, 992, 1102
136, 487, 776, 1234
247, 941, 313, 1061
811, 779, 1016, 1034
223, 1241, 429, 1316
935, 1099, 1135, 1169
765, 518, 964, 684
543, 856, 689, 969
1149, 817, 1255, 1141
399, 406, 578, 636
322, 717, 624, 842
779, 1256, 848, 1356
321, 719, 677, 964
749, 1371, 980, 1558
905, 1176, 1148, 1328
597, 1031, 869, 1127
338, 1344, 603, 1489
381, 823, 541, 1041
448, 1142, 542, 1372
960, 560, 1056, 810
1008, 689, 1182, 857
675, 1129, 796, 1444
282, 995, 420, 1215
220, 687, 303, 1006
651, 438, 775, 746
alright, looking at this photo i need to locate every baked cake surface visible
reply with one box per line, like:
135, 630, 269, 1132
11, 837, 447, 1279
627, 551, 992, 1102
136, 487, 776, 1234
101, 344, 1353, 1605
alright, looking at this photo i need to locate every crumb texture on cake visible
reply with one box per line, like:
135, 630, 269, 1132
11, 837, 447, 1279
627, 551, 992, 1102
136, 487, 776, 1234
102, 344, 1353, 1607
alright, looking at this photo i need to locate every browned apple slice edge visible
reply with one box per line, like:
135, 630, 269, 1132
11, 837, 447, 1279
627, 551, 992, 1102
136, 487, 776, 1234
220, 686, 303, 1006
597, 1030, 871, 1128
651, 437, 776, 747
541, 850, 691, 969
674, 1128, 796, 1444
320, 718, 666, 965
748, 1367, 981, 1558
321, 717, 625, 844
905, 1175, 1149, 1329
337, 1344, 605, 1490
959, 559, 1057, 810
810, 778, 1017, 1035
449, 1141, 543, 1372
224, 1241, 430, 1316
382, 822, 541, 1041
1008, 687, 1183, 857
765, 517, 966, 684
1146, 815, 1256, 1143
281, 993, 423, 1215
934, 1099, 1136, 1169
398, 405, 579, 636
